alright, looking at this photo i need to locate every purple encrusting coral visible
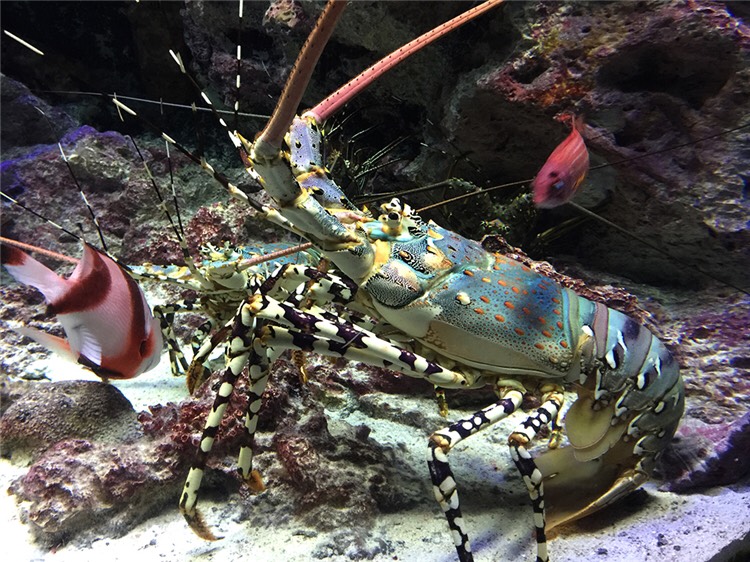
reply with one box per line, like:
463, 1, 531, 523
1, 1, 749, 560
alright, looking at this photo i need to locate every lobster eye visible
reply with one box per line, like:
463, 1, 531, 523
552, 180, 565, 191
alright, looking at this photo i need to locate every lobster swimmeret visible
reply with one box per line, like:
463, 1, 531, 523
170, 2, 685, 562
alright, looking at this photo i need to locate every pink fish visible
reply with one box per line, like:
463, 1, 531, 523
532, 116, 590, 209
1, 242, 162, 379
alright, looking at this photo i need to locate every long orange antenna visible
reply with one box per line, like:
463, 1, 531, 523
306, 0, 504, 123
0, 236, 79, 264
254, 0, 347, 153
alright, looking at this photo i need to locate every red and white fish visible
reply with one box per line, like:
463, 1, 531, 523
532, 115, 590, 209
1, 242, 163, 379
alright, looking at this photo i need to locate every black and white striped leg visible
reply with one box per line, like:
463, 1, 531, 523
154, 302, 193, 376
179, 301, 262, 540
248, 295, 471, 388
180, 279, 474, 541
427, 389, 525, 562
508, 387, 564, 562
190, 318, 217, 358
186, 320, 229, 394
261, 262, 358, 307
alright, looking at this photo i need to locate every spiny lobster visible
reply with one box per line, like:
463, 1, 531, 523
145, 2, 686, 562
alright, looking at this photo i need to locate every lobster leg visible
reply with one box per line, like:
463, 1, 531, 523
427, 389, 526, 562
179, 265, 477, 539
153, 303, 191, 377
186, 323, 232, 394
190, 318, 217, 361
508, 387, 565, 562
180, 301, 267, 540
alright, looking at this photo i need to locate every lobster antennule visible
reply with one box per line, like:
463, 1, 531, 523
305, 0, 505, 124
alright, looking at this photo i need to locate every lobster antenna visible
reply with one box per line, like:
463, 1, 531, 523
167, 48, 247, 155
0, 236, 78, 264
417, 178, 529, 212
0, 192, 82, 245
159, 99, 186, 239
588, 121, 750, 171
306, 0, 505, 124
57, 142, 109, 253
236, 241, 315, 272
255, 0, 347, 152
37, 91, 269, 119
33, 106, 110, 252
233, 0, 244, 132
126, 135, 208, 284
3, 30, 44, 56
110, 97, 262, 212
410, 121, 750, 212
0, 192, 146, 277
357, 178, 486, 207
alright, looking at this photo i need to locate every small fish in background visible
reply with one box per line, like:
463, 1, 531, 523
532, 114, 590, 209
1, 242, 163, 380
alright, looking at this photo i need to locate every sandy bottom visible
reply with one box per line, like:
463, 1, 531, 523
2, 356, 749, 562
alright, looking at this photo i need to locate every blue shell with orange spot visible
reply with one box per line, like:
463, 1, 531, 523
367, 220, 585, 378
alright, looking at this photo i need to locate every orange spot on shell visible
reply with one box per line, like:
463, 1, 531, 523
522, 307, 531, 315
553, 309, 561, 315
535, 343, 545, 350
464, 269, 474, 277
504, 301, 515, 309
498, 280, 507, 287
512, 286, 520, 294
522, 289, 528, 295
480, 296, 490, 303
481, 277, 491, 283
552, 297, 561, 304
542, 330, 552, 338
515, 328, 525, 336
495, 314, 505, 322
560, 341, 569, 348
557, 321, 563, 329
474, 308, 485, 315
538, 317, 547, 324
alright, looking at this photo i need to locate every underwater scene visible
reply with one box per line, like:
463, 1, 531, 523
0, 1, 748, 561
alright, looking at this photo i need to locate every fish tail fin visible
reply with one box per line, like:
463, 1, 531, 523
11, 324, 77, 362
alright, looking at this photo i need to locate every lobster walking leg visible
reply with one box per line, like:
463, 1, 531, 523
153, 303, 191, 376
179, 266, 483, 538
180, 300, 267, 540
508, 387, 565, 562
427, 389, 526, 562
